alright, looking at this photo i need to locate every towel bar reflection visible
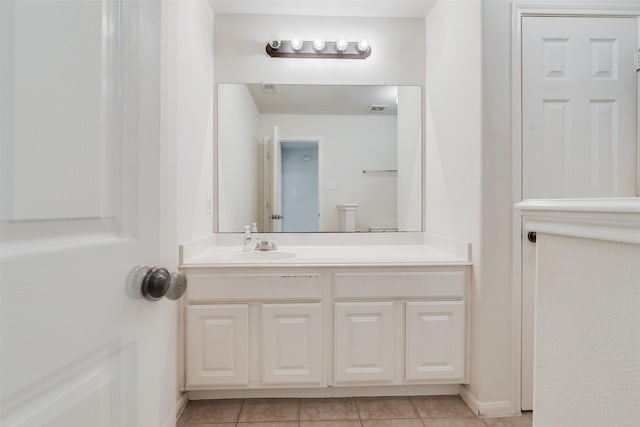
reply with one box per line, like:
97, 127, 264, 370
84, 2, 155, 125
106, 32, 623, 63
362, 169, 398, 175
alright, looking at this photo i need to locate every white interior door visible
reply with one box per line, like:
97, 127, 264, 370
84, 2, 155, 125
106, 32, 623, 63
522, 17, 637, 199
0, 2, 176, 426
269, 126, 282, 232
521, 16, 638, 411
280, 141, 320, 232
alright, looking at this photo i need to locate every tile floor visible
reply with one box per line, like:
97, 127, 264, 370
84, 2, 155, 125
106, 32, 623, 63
177, 396, 532, 427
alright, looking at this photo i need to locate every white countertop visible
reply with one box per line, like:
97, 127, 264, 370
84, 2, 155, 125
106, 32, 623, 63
180, 232, 471, 268
183, 245, 469, 267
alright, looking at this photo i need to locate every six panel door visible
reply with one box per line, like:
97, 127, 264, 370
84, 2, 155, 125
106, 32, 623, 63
405, 301, 465, 382
186, 304, 249, 387
261, 303, 324, 385
521, 16, 637, 411
333, 302, 395, 384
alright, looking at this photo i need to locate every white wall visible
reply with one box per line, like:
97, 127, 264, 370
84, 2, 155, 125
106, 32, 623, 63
260, 114, 397, 231
477, 0, 514, 411
425, 0, 514, 414
535, 233, 640, 426
162, 0, 215, 418
214, 14, 425, 85
218, 84, 261, 231
397, 86, 422, 232
166, 0, 215, 245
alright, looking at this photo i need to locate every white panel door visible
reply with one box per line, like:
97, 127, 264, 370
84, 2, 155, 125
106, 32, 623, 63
186, 305, 249, 387
268, 126, 282, 232
261, 303, 323, 385
522, 17, 637, 199
405, 301, 465, 382
333, 302, 395, 384
0, 2, 175, 426
521, 16, 638, 411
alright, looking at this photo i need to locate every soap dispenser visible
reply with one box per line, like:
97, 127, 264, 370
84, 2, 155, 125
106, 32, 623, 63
252, 222, 258, 233
242, 225, 253, 252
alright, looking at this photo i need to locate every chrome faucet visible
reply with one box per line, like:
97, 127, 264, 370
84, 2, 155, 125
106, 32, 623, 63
255, 239, 278, 251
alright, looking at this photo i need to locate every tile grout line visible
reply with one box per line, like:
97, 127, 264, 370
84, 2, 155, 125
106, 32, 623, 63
408, 396, 426, 427
355, 397, 363, 427
236, 398, 246, 426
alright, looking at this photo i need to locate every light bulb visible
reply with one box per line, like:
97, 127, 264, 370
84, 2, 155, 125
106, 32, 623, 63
269, 38, 281, 49
291, 38, 303, 50
336, 39, 348, 52
357, 38, 370, 52
313, 38, 325, 51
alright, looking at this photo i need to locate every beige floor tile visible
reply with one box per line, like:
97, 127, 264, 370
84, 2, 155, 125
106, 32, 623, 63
361, 420, 425, 427
179, 399, 244, 424
300, 398, 359, 421
422, 418, 486, 427
300, 421, 362, 427
411, 396, 474, 418
356, 397, 419, 420
482, 413, 532, 427
178, 423, 236, 427
239, 398, 300, 422
236, 422, 299, 427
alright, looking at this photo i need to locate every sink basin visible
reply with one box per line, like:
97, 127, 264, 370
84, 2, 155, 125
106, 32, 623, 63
225, 250, 296, 261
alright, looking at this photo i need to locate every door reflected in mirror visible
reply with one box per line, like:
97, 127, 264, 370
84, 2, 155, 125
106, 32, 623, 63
217, 84, 422, 233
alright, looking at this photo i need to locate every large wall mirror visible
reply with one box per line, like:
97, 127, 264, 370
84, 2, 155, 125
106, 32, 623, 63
217, 84, 422, 233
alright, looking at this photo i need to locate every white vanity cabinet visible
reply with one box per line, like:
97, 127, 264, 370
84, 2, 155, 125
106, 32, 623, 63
261, 303, 323, 385
405, 301, 465, 382
181, 260, 470, 394
333, 301, 396, 384
186, 304, 249, 387
184, 271, 325, 389
332, 270, 468, 385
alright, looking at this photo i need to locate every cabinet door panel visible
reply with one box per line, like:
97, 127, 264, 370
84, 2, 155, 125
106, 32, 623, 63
262, 303, 323, 385
405, 301, 465, 382
186, 305, 249, 387
334, 302, 395, 384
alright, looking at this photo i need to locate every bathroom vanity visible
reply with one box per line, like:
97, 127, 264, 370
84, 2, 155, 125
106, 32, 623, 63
179, 233, 471, 398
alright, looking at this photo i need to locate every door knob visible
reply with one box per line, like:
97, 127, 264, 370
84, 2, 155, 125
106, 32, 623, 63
527, 231, 537, 243
126, 265, 187, 301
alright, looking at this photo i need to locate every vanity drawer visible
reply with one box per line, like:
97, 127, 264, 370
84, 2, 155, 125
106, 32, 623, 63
333, 270, 466, 300
187, 273, 323, 302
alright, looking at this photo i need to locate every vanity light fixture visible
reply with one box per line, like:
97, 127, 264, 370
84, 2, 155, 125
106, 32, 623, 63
357, 38, 370, 52
290, 38, 303, 51
266, 38, 371, 59
313, 38, 325, 51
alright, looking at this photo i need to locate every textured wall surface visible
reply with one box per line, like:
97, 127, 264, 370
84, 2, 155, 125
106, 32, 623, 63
535, 234, 640, 426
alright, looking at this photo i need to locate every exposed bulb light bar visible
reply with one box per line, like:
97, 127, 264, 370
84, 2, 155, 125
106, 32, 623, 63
357, 38, 370, 52
290, 38, 303, 50
335, 39, 348, 52
313, 38, 325, 51
265, 38, 371, 59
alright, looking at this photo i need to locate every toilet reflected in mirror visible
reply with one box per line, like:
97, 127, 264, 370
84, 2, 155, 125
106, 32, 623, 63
337, 203, 358, 232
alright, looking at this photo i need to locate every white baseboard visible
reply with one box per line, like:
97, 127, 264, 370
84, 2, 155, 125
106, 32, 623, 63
174, 392, 188, 425
459, 386, 516, 417
189, 384, 462, 400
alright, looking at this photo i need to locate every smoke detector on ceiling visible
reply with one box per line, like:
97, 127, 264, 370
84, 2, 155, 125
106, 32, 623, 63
368, 104, 388, 112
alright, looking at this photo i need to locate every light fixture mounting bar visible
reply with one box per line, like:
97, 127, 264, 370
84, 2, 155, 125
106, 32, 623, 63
266, 40, 371, 59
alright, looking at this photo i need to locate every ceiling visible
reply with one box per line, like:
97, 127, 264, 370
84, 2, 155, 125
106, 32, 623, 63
246, 84, 399, 116
208, 0, 435, 18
